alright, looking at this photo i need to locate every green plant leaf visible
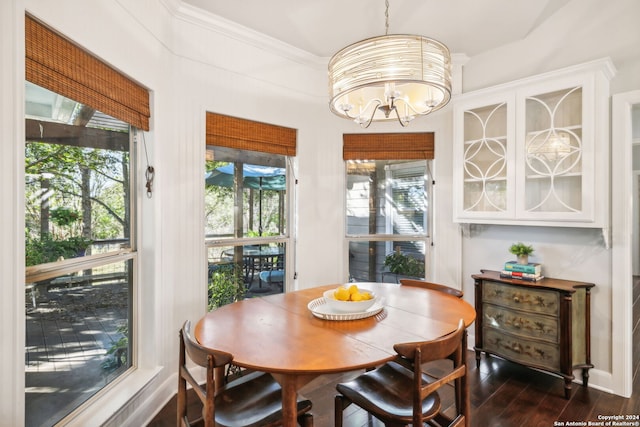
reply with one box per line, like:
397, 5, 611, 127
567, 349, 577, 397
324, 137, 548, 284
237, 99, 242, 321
509, 242, 534, 256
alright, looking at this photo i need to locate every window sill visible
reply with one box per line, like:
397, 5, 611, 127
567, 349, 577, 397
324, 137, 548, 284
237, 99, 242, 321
62, 366, 162, 427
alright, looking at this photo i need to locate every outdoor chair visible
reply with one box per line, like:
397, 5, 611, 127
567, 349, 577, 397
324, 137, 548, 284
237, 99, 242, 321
178, 320, 314, 427
258, 256, 284, 290
334, 319, 468, 427
399, 278, 464, 299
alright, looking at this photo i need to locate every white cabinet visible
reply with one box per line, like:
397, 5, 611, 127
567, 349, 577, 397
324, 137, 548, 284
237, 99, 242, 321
453, 58, 615, 231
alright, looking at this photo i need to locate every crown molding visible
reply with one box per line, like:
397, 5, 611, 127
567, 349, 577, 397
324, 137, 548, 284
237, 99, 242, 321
158, 0, 467, 89
160, 0, 326, 69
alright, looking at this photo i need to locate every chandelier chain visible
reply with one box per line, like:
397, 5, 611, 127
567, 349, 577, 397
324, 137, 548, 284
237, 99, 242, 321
384, 0, 390, 35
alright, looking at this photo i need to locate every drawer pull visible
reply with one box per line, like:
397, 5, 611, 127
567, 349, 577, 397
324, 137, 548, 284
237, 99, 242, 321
512, 293, 531, 304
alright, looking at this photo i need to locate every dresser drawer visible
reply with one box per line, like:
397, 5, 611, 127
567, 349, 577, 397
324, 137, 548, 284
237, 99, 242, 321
474, 271, 595, 399
483, 303, 558, 343
483, 281, 559, 316
483, 328, 560, 371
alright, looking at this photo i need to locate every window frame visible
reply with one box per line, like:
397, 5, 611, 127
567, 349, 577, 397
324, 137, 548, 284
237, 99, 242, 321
24, 126, 138, 282
205, 154, 294, 294
344, 159, 433, 283
23, 119, 140, 426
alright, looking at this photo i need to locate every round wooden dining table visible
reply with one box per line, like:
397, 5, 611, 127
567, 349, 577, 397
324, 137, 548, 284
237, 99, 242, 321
195, 282, 476, 427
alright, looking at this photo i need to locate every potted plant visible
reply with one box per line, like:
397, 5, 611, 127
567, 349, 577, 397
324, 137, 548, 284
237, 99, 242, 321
50, 207, 80, 227
384, 247, 425, 280
51, 207, 92, 257
62, 235, 93, 257
509, 242, 534, 265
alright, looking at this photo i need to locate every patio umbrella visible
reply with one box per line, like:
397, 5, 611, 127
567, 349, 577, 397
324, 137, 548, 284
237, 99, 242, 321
205, 164, 285, 191
205, 163, 286, 236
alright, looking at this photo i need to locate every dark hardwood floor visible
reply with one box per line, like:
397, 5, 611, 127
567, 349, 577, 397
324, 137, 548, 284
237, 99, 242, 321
149, 277, 640, 427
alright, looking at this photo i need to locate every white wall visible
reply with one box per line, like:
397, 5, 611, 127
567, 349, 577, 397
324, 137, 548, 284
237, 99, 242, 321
1, 0, 639, 425
462, 0, 640, 93
1, 0, 25, 424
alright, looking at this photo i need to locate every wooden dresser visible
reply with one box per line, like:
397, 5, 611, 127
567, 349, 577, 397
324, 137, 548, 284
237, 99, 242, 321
472, 269, 595, 398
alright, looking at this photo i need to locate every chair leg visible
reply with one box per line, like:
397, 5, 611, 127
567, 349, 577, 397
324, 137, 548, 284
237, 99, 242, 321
334, 395, 351, 427
177, 332, 187, 427
176, 375, 186, 427
297, 412, 314, 427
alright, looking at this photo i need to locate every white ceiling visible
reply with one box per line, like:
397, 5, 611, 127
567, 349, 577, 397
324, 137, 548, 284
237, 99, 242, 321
180, 0, 570, 58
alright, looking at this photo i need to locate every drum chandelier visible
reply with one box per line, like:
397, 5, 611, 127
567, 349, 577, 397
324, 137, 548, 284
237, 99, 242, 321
328, 0, 452, 128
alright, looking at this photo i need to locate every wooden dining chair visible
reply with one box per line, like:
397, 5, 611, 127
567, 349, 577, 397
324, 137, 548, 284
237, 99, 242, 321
334, 319, 468, 427
178, 320, 314, 427
399, 278, 464, 299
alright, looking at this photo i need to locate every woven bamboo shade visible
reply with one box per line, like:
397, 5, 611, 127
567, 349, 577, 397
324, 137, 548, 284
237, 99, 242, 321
343, 133, 434, 160
25, 14, 150, 130
206, 112, 296, 156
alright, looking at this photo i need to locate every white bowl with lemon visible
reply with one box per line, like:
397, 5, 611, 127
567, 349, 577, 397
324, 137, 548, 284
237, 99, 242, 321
323, 284, 377, 313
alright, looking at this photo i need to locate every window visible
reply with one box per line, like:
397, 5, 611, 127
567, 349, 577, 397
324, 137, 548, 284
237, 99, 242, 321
344, 133, 433, 284
24, 83, 136, 426
24, 15, 149, 426
205, 113, 295, 305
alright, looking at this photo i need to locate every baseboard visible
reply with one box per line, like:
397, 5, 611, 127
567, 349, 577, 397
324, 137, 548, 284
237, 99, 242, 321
573, 368, 613, 394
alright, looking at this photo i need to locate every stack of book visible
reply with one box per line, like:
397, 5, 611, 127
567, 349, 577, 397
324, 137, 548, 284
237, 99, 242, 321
500, 261, 544, 281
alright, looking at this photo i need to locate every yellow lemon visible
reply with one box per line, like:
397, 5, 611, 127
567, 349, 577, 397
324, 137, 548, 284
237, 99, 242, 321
350, 292, 363, 301
361, 292, 372, 300
334, 286, 350, 301
348, 284, 359, 295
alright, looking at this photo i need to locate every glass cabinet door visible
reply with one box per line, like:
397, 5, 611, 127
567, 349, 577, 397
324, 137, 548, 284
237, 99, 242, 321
454, 58, 612, 228
518, 83, 591, 221
457, 93, 515, 220
463, 102, 508, 212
